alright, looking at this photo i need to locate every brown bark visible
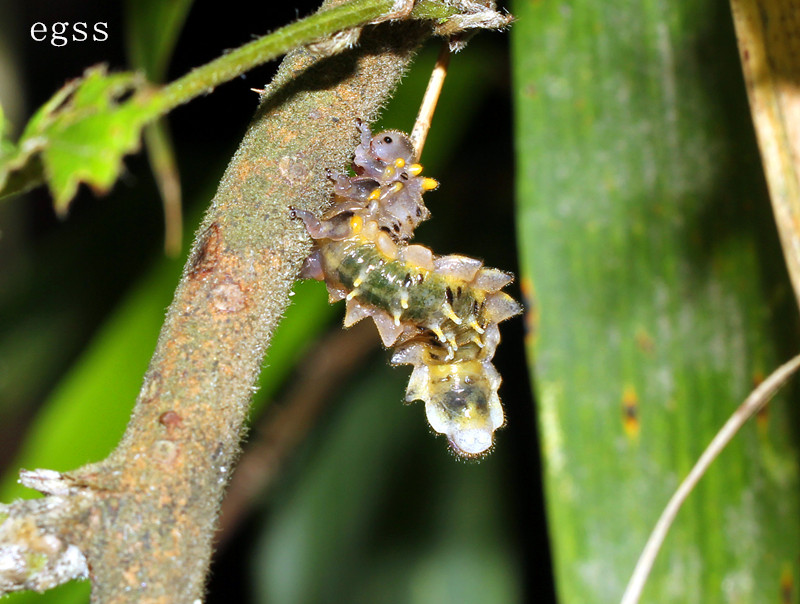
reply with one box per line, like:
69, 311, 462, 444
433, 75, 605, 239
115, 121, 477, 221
1, 20, 429, 604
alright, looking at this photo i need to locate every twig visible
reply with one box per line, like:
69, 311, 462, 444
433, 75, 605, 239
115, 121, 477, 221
410, 42, 450, 159
620, 353, 800, 604
143, 121, 183, 256
150, 0, 510, 116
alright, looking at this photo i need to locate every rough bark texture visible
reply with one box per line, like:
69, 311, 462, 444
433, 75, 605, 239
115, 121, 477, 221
84, 23, 430, 602
0, 19, 431, 604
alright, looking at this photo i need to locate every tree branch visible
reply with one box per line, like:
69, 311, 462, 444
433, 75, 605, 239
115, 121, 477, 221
0, 9, 466, 603
151, 0, 510, 114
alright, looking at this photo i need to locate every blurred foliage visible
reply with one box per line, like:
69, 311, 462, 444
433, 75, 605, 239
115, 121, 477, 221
124, 0, 194, 80
513, 0, 800, 601
0, 66, 154, 212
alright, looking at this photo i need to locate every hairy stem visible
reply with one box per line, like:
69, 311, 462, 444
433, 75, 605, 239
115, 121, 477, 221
149, 0, 490, 115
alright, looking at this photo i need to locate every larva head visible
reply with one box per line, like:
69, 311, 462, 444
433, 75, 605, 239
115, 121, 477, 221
409, 361, 504, 457
369, 131, 434, 240
353, 126, 419, 184
369, 130, 416, 166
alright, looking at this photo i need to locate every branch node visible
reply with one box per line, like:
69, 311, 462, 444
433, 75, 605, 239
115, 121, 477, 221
19, 470, 74, 497
0, 498, 89, 595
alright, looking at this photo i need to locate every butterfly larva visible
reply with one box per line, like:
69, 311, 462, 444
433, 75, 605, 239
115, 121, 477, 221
292, 122, 521, 457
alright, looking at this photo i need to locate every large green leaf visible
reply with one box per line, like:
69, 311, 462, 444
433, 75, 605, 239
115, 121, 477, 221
512, 0, 800, 601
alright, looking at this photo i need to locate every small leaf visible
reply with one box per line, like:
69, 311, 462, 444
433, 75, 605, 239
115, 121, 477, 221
0, 65, 157, 215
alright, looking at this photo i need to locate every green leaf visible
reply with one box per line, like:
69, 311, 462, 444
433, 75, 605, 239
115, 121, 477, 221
0, 101, 41, 199
24, 66, 154, 213
0, 580, 90, 604
512, 0, 800, 601
0, 66, 156, 214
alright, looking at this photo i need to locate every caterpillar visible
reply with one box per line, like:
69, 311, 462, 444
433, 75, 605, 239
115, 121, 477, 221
292, 122, 521, 457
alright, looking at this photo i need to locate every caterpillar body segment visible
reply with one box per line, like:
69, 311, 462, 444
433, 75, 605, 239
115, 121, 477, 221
397, 354, 504, 457
329, 122, 436, 242
295, 228, 520, 348
293, 123, 520, 457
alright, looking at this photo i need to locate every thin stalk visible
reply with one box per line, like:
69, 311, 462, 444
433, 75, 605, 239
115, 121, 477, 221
411, 42, 450, 160
621, 353, 800, 604
148, 0, 467, 116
